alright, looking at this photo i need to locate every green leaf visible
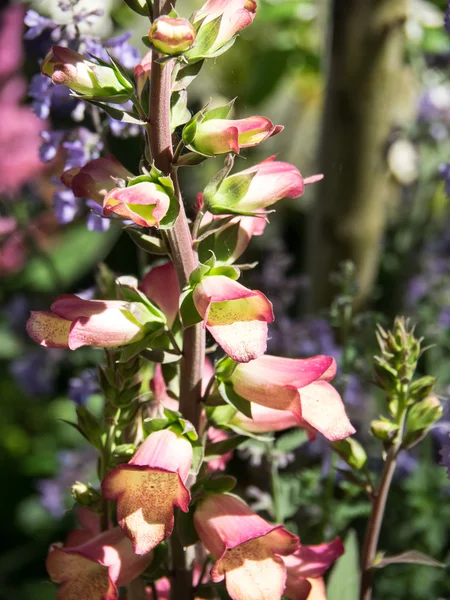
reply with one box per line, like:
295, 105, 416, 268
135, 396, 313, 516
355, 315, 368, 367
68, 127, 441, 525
123, 0, 150, 15
190, 439, 204, 476
327, 530, 359, 600
140, 347, 182, 364
126, 228, 168, 255
173, 61, 204, 92
208, 265, 240, 280
217, 381, 252, 419
374, 550, 446, 569
203, 475, 237, 494
85, 99, 146, 123
189, 262, 211, 286
205, 435, 246, 459
182, 118, 198, 146
276, 429, 308, 453
177, 508, 199, 547
76, 406, 103, 450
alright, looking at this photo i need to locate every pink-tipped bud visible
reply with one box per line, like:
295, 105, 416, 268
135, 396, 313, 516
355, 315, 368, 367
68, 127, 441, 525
148, 16, 196, 55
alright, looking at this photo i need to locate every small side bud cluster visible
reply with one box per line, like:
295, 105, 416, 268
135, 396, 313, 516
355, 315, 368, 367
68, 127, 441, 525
371, 317, 441, 450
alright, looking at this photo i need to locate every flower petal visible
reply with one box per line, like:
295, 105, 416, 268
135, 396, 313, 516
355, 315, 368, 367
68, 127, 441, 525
26, 311, 70, 348
299, 381, 355, 441
208, 320, 269, 363
101, 466, 190, 555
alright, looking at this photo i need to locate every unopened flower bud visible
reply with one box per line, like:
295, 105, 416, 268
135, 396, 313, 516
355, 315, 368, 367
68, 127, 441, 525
370, 418, 399, 442
148, 16, 196, 55
403, 394, 443, 449
42, 46, 133, 102
71, 482, 102, 508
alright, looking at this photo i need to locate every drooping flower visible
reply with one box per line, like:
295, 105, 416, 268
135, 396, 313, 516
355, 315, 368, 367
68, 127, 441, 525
186, 0, 257, 62
283, 538, 344, 600
193, 275, 274, 362
41, 46, 134, 101
26, 294, 152, 350
226, 355, 355, 441
230, 402, 313, 436
140, 262, 180, 327
102, 429, 192, 555
204, 156, 322, 216
103, 182, 171, 228
194, 493, 299, 600
46, 527, 153, 600
149, 16, 196, 55
186, 114, 282, 156
61, 157, 132, 205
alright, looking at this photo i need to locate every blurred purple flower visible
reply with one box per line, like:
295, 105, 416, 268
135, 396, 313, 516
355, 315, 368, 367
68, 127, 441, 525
10, 348, 63, 397
40, 129, 65, 162
440, 437, 450, 479
53, 188, 81, 224
37, 448, 97, 517
68, 370, 99, 405
24, 9, 55, 40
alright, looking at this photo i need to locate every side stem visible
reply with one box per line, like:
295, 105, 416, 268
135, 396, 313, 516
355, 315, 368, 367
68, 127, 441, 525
148, 2, 205, 598
359, 403, 407, 600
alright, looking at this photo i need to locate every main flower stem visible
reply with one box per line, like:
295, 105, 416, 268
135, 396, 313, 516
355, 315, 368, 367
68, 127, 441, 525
148, 1, 205, 598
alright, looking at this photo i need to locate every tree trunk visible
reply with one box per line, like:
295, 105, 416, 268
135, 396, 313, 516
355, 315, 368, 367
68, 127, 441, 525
308, 0, 410, 311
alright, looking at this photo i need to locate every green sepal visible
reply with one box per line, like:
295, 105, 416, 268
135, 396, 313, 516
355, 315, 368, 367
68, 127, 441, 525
182, 117, 199, 146
141, 347, 182, 364
203, 154, 235, 198
189, 262, 212, 286
190, 439, 204, 475
185, 15, 222, 61
126, 228, 168, 255
204, 172, 258, 217
115, 382, 142, 408
215, 355, 237, 381
117, 281, 166, 323
407, 375, 437, 404
180, 289, 203, 327
174, 151, 209, 167
202, 100, 234, 122
196, 215, 236, 243
123, 0, 150, 16
402, 395, 443, 449
171, 90, 191, 132
218, 381, 252, 419
206, 404, 236, 425
332, 437, 368, 470
208, 265, 240, 279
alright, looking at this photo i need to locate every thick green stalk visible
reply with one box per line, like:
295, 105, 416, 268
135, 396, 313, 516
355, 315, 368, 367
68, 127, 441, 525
147, 2, 205, 598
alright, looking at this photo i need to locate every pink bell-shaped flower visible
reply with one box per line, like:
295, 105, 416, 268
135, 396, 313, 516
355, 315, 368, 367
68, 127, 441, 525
193, 275, 274, 363
194, 493, 299, 600
26, 294, 150, 350
284, 538, 344, 600
46, 526, 153, 600
228, 355, 355, 441
101, 429, 192, 555
61, 157, 132, 205
103, 182, 171, 228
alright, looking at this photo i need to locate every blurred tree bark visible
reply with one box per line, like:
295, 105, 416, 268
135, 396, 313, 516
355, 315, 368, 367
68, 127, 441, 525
308, 0, 411, 311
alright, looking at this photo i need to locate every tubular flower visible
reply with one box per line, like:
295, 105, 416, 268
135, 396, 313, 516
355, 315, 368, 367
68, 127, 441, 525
140, 262, 180, 327
186, 0, 257, 62
46, 527, 153, 600
228, 355, 355, 441
102, 429, 192, 555
61, 157, 132, 205
194, 493, 299, 600
149, 16, 196, 55
204, 156, 323, 216
103, 182, 171, 227
41, 46, 133, 101
284, 538, 344, 600
193, 275, 274, 363
188, 115, 282, 156
26, 294, 151, 350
